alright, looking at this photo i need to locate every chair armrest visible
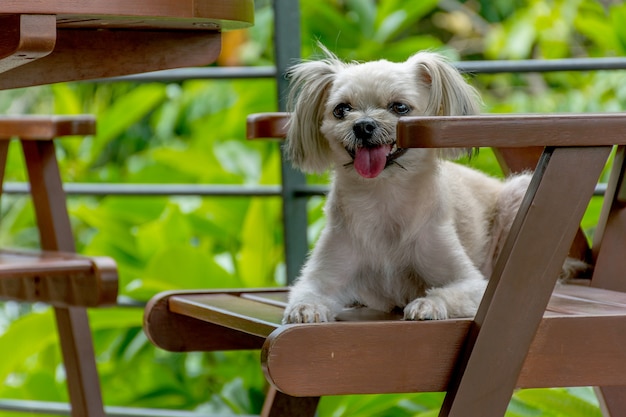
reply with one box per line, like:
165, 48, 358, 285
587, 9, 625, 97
0, 249, 118, 307
247, 112, 289, 139
397, 113, 626, 148
0, 115, 96, 140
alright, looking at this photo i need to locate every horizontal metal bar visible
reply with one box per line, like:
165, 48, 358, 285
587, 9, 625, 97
2, 182, 284, 197
95, 66, 276, 83
456, 57, 626, 74
0, 181, 604, 197
91, 57, 626, 83
0, 399, 257, 417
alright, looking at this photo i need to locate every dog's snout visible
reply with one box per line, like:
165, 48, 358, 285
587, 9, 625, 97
353, 118, 378, 141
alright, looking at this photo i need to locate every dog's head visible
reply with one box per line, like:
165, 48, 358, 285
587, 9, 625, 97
286, 46, 481, 178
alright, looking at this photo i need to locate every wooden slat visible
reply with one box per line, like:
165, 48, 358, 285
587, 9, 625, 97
241, 291, 289, 308
397, 114, 626, 148
169, 294, 283, 338
553, 284, 626, 306
0, 115, 96, 140
262, 312, 626, 396
144, 290, 286, 352
548, 294, 626, 315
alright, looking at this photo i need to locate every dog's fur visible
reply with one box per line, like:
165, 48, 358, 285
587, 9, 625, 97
282, 47, 571, 324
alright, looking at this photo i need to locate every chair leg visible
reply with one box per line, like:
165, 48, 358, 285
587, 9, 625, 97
0, 140, 8, 215
261, 387, 319, 417
440, 147, 611, 417
21, 139, 106, 417
596, 386, 626, 417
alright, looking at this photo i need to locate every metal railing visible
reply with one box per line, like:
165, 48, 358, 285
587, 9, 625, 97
5, 56, 623, 200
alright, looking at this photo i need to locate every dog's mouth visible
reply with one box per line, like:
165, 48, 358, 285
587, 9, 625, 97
346, 143, 407, 179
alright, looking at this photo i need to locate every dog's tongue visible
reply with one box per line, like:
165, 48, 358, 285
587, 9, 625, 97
354, 145, 391, 178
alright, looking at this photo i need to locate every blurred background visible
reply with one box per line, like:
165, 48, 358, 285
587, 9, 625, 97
0, 0, 624, 415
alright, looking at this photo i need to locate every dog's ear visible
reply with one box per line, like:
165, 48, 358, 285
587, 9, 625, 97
286, 47, 344, 173
411, 52, 481, 159
411, 52, 481, 117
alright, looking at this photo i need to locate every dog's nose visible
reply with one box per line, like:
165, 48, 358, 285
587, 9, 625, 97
353, 118, 378, 140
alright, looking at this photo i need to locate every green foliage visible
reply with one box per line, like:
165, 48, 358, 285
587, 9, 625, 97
0, 0, 622, 415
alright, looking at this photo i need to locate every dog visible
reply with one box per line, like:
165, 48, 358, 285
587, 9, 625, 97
282, 46, 581, 324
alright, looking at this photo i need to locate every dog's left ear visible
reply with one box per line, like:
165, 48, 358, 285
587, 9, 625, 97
411, 52, 481, 117
410, 52, 481, 158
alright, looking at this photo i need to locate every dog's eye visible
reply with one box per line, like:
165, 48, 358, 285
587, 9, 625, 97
333, 103, 352, 119
389, 102, 411, 115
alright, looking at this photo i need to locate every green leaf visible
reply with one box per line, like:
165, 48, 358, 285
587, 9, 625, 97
514, 388, 601, 417
92, 84, 167, 161
0, 310, 57, 384
375, 0, 439, 43
237, 198, 282, 287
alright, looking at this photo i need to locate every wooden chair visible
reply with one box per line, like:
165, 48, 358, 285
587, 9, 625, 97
144, 112, 626, 417
0, 115, 118, 417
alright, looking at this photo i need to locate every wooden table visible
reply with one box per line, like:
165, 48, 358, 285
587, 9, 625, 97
0, 2, 253, 416
0, 0, 254, 89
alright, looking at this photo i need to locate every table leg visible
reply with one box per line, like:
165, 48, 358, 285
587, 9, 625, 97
0, 140, 8, 211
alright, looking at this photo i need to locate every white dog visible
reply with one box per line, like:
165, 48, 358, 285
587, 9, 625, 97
282, 47, 575, 323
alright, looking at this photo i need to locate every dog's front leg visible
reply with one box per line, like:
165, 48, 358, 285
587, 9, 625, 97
282, 232, 355, 324
404, 224, 488, 320
283, 278, 341, 324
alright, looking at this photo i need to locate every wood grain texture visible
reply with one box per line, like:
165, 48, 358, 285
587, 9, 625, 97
262, 309, 626, 396
397, 114, 626, 148
169, 294, 284, 337
0, 250, 117, 307
1, 0, 254, 30
0, 30, 221, 89
144, 285, 626, 396
0, 115, 95, 139
591, 146, 626, 292
0, 15, 56, 73
441, 146, 612, 417
144, 289, 288, 352
9, 120, 109, 417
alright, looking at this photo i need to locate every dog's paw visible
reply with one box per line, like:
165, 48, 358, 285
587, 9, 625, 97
403, 297, 449, 321
283, 303, 333, 324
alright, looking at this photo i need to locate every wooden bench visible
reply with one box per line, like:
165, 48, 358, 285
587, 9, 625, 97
0, 115, 118, 417
145, 112, 626, 417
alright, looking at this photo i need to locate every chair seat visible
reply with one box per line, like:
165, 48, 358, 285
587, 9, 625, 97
0, 249, 118, 307
144, 283, 626, 396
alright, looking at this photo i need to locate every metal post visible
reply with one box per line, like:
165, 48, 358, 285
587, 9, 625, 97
273, 0, 309, 285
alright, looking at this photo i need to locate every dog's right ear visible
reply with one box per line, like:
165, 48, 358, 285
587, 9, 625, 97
286, 48, 343, 173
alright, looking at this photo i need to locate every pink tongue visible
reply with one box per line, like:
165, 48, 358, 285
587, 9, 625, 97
354, 145, 391, 178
